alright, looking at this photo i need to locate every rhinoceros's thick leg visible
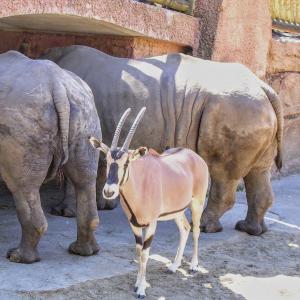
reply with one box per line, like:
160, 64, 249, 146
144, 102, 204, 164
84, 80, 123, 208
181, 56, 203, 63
52, 157, 117, 216
51, 177, 76, 217
63, 147, 100, 256
235, 170, 273, 235
200, 178, 239, 233
7, 187, 47, 263
68, 181, 99, 256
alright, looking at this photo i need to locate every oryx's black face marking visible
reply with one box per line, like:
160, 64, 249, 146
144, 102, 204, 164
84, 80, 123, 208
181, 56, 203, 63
103, 149, 130, 200
111, 149, 126, 160
107, 163, 119, 185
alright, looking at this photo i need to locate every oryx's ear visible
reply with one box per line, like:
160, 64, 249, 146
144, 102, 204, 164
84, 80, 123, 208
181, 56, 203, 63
89, 136, 109, 154
129, 146, 148, 161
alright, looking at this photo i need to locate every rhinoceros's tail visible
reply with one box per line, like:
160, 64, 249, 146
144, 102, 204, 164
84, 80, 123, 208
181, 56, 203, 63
48, 81, 70, 181
261, 82, 283, 170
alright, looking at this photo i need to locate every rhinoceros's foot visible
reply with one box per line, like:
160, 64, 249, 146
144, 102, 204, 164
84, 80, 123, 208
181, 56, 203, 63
68, 239, 100, 256
97, 196, 118, 211
235, 220, 266, 236
50, 201, 76, 218
200, 219, 223, 233
6, 247, 40, 264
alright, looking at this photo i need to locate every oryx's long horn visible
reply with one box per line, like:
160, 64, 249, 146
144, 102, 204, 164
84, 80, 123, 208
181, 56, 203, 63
121, 107, 146, 151
111, 108, 131, 150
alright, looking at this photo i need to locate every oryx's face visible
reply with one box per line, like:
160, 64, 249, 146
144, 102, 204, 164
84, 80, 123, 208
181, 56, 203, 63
89, 107, 147, 201
103, 149, 130, 200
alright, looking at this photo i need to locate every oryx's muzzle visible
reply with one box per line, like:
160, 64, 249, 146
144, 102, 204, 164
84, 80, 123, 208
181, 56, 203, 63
103, 183, 119, 200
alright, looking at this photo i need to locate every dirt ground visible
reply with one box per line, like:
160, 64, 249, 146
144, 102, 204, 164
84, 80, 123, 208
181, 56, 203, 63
0, 174, 300, 300
21, 231, 300, 300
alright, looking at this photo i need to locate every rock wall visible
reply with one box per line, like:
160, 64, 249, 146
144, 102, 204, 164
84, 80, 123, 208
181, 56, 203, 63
0, 31, 188, 59
268, 37, 300, 174
0, 0, 198, 58
195, 0, 271, 78
268, 36, 300, 74
0, 0, 199, 48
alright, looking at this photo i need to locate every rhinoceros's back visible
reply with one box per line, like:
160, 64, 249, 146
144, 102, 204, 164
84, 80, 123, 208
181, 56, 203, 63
44, 46, 271, 152
0, 52, 59, 140
0, 50, 98, 151
49, 46, 167, 149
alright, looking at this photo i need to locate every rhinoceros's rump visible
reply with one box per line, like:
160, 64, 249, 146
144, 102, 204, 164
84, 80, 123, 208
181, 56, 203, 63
0, 50, 101, 263
43, 45, 283, 236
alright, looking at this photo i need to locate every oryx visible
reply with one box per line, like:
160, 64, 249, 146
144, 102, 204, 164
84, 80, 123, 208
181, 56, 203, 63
90, 107, 209, 298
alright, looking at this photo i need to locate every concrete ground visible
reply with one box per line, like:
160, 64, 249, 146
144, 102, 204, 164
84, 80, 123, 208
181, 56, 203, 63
0, 174, 299, 300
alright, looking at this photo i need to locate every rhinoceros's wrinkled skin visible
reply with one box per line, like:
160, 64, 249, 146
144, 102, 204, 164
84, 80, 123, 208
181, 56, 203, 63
44, 45, 283, 236
0, 50, 101, 263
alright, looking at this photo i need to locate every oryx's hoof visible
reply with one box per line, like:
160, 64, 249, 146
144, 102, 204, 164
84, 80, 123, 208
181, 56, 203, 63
135, 280, 149, 298
189, 258, 199, 272
189, 264, 199, 273
167, 263, 180, 273
136, 288, 146, 299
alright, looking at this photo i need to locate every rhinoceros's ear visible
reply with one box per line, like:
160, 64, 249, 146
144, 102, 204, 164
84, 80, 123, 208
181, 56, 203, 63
89, 136, 109, 154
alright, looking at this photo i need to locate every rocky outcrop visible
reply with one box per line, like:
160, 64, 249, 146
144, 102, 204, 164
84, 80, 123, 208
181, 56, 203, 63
0, 31, 189, 59
195, 0, 271, 78
269, 72, 300, 174
268, 36, 300, 74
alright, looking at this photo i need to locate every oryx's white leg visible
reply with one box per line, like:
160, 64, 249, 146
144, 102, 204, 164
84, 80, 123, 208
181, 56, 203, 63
129, 223, 143, 291
136, 221, 157, 299
168, 213, 191, 273
190, 196, 205, 271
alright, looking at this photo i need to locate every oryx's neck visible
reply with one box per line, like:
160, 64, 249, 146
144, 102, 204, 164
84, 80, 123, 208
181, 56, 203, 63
119, 157, 153, 227
120, 158, 143, 197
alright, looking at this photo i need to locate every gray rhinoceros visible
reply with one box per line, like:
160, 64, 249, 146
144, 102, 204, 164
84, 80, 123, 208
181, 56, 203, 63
0, 50, 101, 263
44, 45, 283, 236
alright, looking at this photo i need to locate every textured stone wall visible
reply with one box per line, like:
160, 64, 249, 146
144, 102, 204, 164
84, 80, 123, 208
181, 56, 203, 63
0, 0, 199, 50
268, 36, 300, 74
0, 31, 188, 59
194, 0, 222, 60
267, 37, 300, 174
195, 0, 271, 78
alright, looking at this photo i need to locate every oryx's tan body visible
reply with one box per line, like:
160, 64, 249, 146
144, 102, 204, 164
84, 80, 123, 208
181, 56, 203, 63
89, 107, 209, 297
120, 148, 208, 226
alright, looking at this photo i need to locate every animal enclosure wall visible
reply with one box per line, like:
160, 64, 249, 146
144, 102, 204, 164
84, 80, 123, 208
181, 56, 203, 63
0, 0, 198, 59
0, 31, 189, 59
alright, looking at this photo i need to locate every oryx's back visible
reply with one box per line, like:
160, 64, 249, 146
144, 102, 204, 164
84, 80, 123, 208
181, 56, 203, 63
159, 148, 209, 197
130, 148, 209, 218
